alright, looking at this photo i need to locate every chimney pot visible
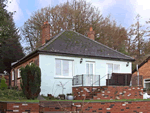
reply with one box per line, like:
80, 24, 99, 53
87, 27, 95, 40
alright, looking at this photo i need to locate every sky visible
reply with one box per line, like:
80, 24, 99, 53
5, 0, 150, 48
6, 0, 150, 29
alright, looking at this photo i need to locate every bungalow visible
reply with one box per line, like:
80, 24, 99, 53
11, 22, 134, 97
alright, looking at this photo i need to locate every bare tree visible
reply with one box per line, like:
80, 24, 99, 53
21, 0, 129, 55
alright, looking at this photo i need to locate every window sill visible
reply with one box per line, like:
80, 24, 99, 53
54, 76, 73, 79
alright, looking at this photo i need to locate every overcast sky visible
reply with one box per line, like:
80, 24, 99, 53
6, 0, 150, 30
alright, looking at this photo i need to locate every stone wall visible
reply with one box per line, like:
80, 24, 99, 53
73, 86, 143, 100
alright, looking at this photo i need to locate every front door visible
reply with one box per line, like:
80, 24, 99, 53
86, 62, 95, 86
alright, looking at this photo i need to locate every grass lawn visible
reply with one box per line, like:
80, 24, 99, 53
0, 99, 39, 102
41, 98, 150, 102
1, 98, 150, 103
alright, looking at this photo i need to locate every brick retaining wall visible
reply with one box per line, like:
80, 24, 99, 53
0, 101, 39, 113
1, 100, 150, 112
39, 100, 150, 113
73, 86, 143, 100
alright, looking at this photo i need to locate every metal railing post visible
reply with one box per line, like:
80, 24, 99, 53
125, 75, 127, 86
72, 77, 74, 86
92, 74, 93, 92
108, 74, 109, 86
99, 75, 100, 86
82, 74, 83, 86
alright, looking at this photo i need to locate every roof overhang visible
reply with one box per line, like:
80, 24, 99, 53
38, 50, 135, 62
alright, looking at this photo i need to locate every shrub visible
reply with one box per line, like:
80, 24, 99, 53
20, 63, 41, 99
0, 89, 26, 100
0, 75, 8, 90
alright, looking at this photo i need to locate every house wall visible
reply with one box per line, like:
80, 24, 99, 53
39, 54, 132, 97
11, 55, 39, 89
132, 59, 150, 87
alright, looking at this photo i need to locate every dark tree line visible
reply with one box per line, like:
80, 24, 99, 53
0, 0, 24, 73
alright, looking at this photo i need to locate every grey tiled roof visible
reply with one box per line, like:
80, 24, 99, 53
38, 30, 134, 61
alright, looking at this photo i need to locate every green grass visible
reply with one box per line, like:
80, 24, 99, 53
41, 98, 150, 102
0, 99, 39, 102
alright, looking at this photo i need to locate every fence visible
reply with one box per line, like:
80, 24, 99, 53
72, 74, 101, 86
72, 73, 132, 86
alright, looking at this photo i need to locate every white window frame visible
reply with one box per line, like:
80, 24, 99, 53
144, 78, 150, 88
106, 63, 120, 79
113, 64, 120, 73
55, 59, 73, 78
85, 61, 95, 86
18, 68, 21, 78
85, 62, 95, 75
12, 71, 14, 80
29, 61, 33, 65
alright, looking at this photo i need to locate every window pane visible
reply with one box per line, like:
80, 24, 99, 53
108, 64, 113, 74
86, 63, 89, 74
12, 71, 14, 80
90, 64, 93, 75
108, 64, 113, 78
63, 60, 69, 76
69, 61, 73, 76
18, 69, 21, 78
56, 60, 61, 75
114, 64, 120, 73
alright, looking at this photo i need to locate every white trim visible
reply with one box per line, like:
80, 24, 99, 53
54, 76, 73, 79
12, 71, 14, 80
18, 68, 21, 78
144, 78, 150, 88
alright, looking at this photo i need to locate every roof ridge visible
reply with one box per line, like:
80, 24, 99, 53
72, 30, 134, 60
38, 30, 65, 50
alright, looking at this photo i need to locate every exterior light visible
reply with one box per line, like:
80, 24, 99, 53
80, 58, 83, 64
126, 62, 129, 67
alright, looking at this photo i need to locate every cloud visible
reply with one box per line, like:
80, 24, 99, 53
26, 9, 31, 17
37, 0, 53, 8
6, 0, 23, 22
132, 0, 150, 24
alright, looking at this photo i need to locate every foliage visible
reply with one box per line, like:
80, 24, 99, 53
0, 0, 24, 73
0, 89, 26, 100
0, 75, 7, 90
20, 63, 41, 99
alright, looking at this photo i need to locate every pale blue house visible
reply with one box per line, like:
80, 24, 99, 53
11, 22, 134, 97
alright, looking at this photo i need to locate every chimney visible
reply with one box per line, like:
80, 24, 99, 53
87, 27, 95, 40
41, 21, 50, 45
